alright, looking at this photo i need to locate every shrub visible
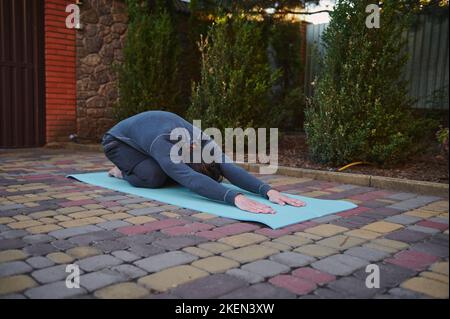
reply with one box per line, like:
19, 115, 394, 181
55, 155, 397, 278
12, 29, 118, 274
187, 14, 280, 131
304, 0, 435, 165
114, 0, 182, 121
437, 127, 449, 154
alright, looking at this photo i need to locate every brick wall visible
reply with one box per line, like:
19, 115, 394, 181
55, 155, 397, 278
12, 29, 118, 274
44, 0, 77, 143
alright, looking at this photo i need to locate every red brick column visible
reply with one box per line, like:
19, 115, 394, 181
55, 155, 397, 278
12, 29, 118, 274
44, 0, 76, 143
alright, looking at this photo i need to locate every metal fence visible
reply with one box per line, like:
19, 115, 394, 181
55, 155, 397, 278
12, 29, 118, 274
304, 14, 449, 109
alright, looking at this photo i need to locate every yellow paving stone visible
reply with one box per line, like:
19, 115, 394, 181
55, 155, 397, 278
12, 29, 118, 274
8, 220, 43, 230
420, 272, 449, 284
345, 229, 382, 240
58, 216, 105, 228
347, 199, 362, 205
66, 246, 101, 259
101, 212, 133, 221
138, 265, 209, 292
364, 238, 409, 253
57, 206, 86, 214
401, 277, 448, 299
182, 247, 213, 258
274, 235, 312, 247
198, 242, 234, 254
124, 216, 157, 225
222, 244, 279, 263
439, 213, 449, 219
0, 217, 15, 225
29, 210, 57, 219
53, 215, 73, 222
305, 224, 349, 237
94, 282, 149, 299
66, 195, 92, 201
0, 250, 28, 263
218, 233, 267, 248
422, 201, 449, 213
362, 221, 403, 234
327, 187, 346, 193
13, 215, 32, 221
261, 241, 291, 252
430, 262, 449, 276
160, 212, 180, 218
294, 244, 338, 258
192, 212, 216, 220
38, 217, 58, 224
404, 210, 439, 219
27, 224, 62, 234
68, 209, 111, 219
301, 191, 329, 198
294, 232, 322, 241
317, 235, 366, 250
47, 252, 75, 264
192, 256, 240, 273
0, 275, 37, 295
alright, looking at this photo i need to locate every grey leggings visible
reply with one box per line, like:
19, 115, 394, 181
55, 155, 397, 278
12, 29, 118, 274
102, 134, 169, 188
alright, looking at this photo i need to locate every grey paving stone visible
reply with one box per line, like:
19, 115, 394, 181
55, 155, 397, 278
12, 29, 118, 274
26, 256, 55, 269
134, 251, 198, 272
0, 294, 27, 299
1, 229, 28, 239
118, 233, 162, 245
388, 287, 428, 299
76, 254, 123, 272
128, 244, 165, 257
97, 195, 129, 202
97, 220, 131, 230
328, 276, 382, 298
93, 240, 129, 253
79, 269, 127, 292
410, 242, 449, 258
69, 230, 122, 246
388, 193, 417, 201
23, 234, 54, 244
314, 288, 349, 298
128, 206, 165, 216
407, 225, 440, 235
0, 261, 33, 277
111, 264, 147, 279
25, 280, 87, 299
0, 238, 26, 250
112, 250, 140, 262
0, 204, 25, 211
152, 235, 207, 251
51, 239, 76, 250
220, 283, 296, 299
312, 215, 341, 223
171, 274, 248, 299
32, 264, 82, 284
353, 263, 416, 289
226, 268, 264, 284
24, 243, 59, 256
344, 247, 390, 262
269, 252, 316, 268
385, 229, 430, 243
311, 254, 369, 276
429, 233, 449, 247
384, 215, 422, 225
48, 225, 102, 239
388, 196, 441, 210
205, 217, 237, 227
241, 260, 290, 278
428, 217, 449, 225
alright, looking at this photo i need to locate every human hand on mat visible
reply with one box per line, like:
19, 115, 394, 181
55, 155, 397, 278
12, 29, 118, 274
267, 190, 306, 207
234, 195, 276, 214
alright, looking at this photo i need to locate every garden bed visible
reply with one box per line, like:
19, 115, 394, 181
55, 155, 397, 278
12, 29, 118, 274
275, 133, 449, 184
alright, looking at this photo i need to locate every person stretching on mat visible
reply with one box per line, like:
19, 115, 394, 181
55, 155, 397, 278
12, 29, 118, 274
102, 111, 305, 214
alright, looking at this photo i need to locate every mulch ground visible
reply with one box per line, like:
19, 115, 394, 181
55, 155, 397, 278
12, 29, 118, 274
276, 134, 449, 184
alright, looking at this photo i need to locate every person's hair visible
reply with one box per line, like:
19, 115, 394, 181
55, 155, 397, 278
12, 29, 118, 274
188, 162, 223, 182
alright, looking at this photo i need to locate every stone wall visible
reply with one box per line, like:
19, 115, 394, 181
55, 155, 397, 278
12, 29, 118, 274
76, 0, 128, 141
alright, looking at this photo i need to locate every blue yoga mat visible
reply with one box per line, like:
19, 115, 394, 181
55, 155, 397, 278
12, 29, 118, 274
68, 172, 357, 229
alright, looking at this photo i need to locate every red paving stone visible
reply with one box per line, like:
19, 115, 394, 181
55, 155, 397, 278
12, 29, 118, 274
269, 275, 317, 295
416, 220, 448, 231
385, 250, 439, 271
292, 267, 336, 285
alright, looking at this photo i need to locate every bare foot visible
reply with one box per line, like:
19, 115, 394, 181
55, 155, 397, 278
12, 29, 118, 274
108, 166, 123, 179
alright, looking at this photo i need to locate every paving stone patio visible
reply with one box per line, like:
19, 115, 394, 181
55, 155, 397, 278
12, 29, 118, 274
0, 148, 448, 299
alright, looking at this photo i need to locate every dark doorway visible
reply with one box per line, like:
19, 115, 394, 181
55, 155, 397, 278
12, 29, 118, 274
0, 0, 45, 148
